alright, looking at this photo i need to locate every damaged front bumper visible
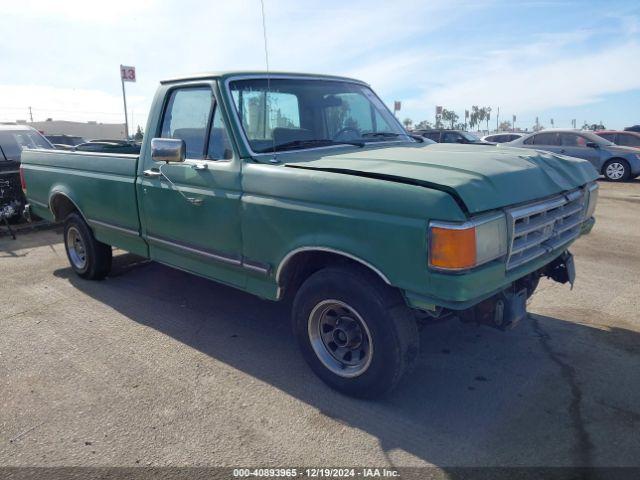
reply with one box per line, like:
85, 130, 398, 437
457, 251, 576, 330
408, 250, 578, 330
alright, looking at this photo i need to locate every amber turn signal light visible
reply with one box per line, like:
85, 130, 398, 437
429, 226, 477, 270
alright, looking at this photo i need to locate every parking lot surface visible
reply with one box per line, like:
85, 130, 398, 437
1, 180, 639, 469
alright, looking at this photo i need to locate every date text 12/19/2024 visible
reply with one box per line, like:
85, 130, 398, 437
232, 468, 400, 478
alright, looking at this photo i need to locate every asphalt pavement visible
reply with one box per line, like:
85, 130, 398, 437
1, 179, 639, 470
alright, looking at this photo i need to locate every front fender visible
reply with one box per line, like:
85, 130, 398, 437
624, 154, 640, 175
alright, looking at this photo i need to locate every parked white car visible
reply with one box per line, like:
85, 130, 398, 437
482, 132, 526, 143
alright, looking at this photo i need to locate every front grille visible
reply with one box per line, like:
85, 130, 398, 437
506, 188, 587, 270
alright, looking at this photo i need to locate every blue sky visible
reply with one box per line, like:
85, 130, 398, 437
0, 0, 638, 131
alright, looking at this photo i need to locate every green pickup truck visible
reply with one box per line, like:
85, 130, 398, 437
21, 72, 599, 397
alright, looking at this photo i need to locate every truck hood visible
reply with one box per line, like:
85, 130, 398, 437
281, 143, 598, 214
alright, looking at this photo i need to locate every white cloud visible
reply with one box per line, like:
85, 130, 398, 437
0, 0, 638, 131
403, 41, 640, 115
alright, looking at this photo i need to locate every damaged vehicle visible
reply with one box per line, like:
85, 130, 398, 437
1, 125, 53, 231
21, 72, 598, 397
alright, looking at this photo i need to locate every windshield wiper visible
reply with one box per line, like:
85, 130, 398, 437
361, 132, 402, 138
255, 139, 364, 153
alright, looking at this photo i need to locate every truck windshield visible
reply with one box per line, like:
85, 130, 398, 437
0, 130, 53, 161
228, 78, 411, 154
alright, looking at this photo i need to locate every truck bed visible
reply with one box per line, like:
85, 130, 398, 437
21, 148, 147, 256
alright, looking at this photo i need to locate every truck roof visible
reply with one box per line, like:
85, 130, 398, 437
160, 71, 368, 85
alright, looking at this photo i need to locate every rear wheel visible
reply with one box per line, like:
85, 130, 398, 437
603, 159, 630, 182
63, 213, 112, 280
292, 266, 418, 398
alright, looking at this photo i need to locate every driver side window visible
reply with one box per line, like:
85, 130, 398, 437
559, 133, 587, 147
160, 87, 213, 159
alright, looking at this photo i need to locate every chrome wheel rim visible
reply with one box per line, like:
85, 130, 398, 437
606, 162, 625, 180
67, 226, 87, 270
308, 299, 373, 378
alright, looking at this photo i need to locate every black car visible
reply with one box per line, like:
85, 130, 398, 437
413, 129, 495, 145
624, 125, 640, 133
74, 140, 141, 155
45, 134, 86, 148
0, 125, 54, 223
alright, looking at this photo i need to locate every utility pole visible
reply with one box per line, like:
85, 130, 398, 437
496, 107, 499, 132
29, 106, 33, 122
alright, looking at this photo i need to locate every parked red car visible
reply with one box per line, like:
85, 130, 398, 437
594, 130, 640, 149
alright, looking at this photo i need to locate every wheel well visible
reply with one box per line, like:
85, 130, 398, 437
277, 250, 391, 301
50, 193, 80, 222
601, 157, 629, 174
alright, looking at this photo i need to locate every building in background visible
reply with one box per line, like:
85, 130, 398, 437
19, 119, 126, 140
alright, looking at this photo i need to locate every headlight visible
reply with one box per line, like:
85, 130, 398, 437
585, 182, 598, 218
429, 213, 508, 271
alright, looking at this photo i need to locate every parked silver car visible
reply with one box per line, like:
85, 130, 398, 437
508, 129, 640, 181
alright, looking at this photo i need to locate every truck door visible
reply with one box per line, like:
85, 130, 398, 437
138, 84, 245, 287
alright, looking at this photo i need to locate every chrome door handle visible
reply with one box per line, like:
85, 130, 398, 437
191, 162, 208, 171
143, 169, 161, 178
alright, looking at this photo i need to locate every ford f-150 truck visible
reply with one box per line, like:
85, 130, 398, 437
20, 72, 599, 397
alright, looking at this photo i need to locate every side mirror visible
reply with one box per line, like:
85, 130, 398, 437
151, 138, 186, 163
586, 141, 599, 149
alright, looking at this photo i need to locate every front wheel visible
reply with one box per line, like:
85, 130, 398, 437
603, 159, 631, 182
292, 266, 419, 398
63, 213, 112, 280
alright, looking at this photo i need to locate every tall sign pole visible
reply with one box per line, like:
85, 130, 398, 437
120, 65, 136, 139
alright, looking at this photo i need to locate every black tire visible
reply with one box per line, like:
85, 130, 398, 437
602, 159, 631, 182
63, 212, 112, 280
292, 266, 419, 398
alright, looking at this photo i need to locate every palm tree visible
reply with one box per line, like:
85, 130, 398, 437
470, 106, 480, 131
414, 120, 432, 130
485, 107, 492, 132
441, 109, 459, 129
476, 107, 486, 133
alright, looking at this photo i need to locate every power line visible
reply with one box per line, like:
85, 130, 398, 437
0, 106, 131, 116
